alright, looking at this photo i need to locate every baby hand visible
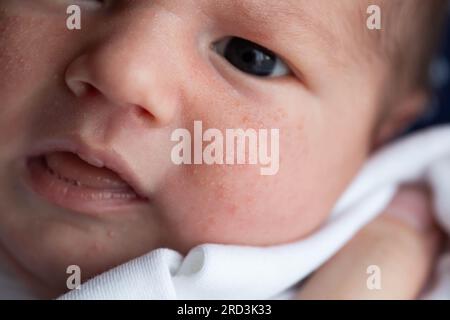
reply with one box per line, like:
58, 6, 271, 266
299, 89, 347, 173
297, 184, 442, 300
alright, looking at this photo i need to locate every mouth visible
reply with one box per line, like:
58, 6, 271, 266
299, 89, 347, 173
25, 148, 149, 215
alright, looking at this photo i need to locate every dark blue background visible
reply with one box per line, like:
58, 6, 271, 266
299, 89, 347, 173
410, 17, 450, 131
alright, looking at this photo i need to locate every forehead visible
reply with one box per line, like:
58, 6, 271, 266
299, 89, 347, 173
218, 0, 357, 17
216, 0, 367, 47
219, 0, 366, 24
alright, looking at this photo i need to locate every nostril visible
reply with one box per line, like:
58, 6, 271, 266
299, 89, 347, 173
132, 105, 155, 123
67, 80, 100, 98
84, 83, 100, 98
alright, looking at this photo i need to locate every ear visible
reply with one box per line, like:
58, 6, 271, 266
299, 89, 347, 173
373, 90, 428, 149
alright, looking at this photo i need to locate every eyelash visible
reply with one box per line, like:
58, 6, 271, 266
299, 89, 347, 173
213, 37, 291, 78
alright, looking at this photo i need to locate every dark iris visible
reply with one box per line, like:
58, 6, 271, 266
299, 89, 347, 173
223, 38, 277, 77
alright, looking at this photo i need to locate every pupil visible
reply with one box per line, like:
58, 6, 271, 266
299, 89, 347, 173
242, 51, 256, 64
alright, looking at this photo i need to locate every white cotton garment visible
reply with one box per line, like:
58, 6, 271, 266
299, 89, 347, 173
1, 126, 449, 300
56, 125, 450, 300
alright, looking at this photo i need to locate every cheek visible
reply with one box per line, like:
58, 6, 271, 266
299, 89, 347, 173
155, 105, 337, 249
0, 13, 69, 152
0, 13, 65, 97
159, 166, 303, 249
155, 83, 375, 250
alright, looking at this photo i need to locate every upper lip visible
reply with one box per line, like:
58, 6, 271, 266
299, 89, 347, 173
26, 136, 149, 200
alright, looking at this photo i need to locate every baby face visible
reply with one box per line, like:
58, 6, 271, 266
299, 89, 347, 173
0, 0, 389, 295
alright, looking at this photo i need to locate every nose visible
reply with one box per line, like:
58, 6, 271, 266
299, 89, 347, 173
65, 13, 182, 126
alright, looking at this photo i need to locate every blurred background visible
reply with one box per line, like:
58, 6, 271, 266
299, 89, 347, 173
410, 15, 450, 132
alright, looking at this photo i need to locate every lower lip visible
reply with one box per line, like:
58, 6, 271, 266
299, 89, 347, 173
25, 156, 147, 215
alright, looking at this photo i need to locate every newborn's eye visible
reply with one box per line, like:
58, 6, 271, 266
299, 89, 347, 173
214, 37, 291, 78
